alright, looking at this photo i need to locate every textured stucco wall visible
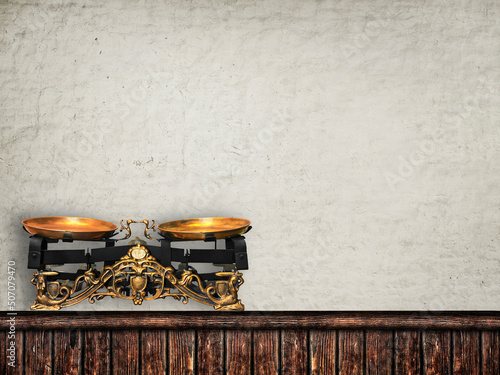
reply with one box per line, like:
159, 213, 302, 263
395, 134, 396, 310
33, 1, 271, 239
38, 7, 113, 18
0, 0, 499, 311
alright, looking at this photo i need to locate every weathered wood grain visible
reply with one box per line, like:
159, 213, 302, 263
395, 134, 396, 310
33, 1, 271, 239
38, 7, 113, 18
84, 330, 110, 375
226, 330, 251, 375
310, 330, 336, 375
422, 330, 451, 375
2, 313, 500, 375
254, 330, 279, 375
482, 330, 500, 375
0, 330, 6, 375
366, 330, 392, 375
453, 330, 480, 375
281, 330, 307, 375
140, 330, 167, 375
112, 330, 139, 375
394, 330, 421, 375
197, 330, 224, 375
25, 330, 52, 375
338, 330, 364, 375
4, 329, 23, 375
5, 312, 500, 330
169, 330, 195, 375
53, 329, 82, 375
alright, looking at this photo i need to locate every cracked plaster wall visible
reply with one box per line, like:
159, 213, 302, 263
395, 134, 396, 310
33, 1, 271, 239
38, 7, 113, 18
0, 0, 499, 310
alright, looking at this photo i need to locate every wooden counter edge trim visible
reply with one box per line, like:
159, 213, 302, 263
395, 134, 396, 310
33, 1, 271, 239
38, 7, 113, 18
2, 312, 500, 330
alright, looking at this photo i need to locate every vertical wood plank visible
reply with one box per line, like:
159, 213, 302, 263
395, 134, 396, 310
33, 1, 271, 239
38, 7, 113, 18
281, 330, 307, 375
453, 331, 480, 375
141, 330, 167, 375
5, 328, 23, 375
395, 330, 421, 375
169, 330, 195, 375
482, 331, 500, 375
366, 330, 392, 375
338, 330, 364, 375
254, 330, 279, 375
0, 330, 6, 375
226, 330, 251, 375
310, 330, 336, 375
423, 330, 451, 375
53, 329, 82, 375
84, 330, 110, 375
25, 330, 52, 374
197, 330, 223, 375
112, 330, 139, 375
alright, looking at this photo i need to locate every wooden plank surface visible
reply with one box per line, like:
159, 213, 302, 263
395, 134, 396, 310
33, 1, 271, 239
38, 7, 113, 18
423, 330, 451, 375
483, 330, 500, 375
453, 330, 480, 375
53, 329, 82, 375
226, 330, 251, 375
0, 330, 6, 375
394, 330, 421, 375
310, 330, 336, 375
3, 314, 500, 375
338, 330, 364, 375
169, 330, 195, 375
112, 330, 139, 375
141, 330, 167, 375
6, 312, 500, 330
5, 329, 23, 375
84, 330, 110, 375
25, 330, 52, 375
366, 330, 392, 375
197, 330, 224, 375
254, 330, 279, 375
281, 330, 307, 375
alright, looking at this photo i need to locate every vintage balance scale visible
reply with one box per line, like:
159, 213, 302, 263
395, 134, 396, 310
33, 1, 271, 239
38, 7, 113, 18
22, 216, 250, 311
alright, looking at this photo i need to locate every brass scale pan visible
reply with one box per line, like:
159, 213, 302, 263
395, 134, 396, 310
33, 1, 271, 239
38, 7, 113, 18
22, 216, 251, 241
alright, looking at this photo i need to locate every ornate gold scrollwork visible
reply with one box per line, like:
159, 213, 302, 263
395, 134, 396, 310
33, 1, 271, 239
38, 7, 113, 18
117, 219, 156, 240
30, 244, 244, 311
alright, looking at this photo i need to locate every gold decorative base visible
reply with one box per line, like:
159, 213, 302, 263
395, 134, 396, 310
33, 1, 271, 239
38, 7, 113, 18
30, 244, 244, 311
